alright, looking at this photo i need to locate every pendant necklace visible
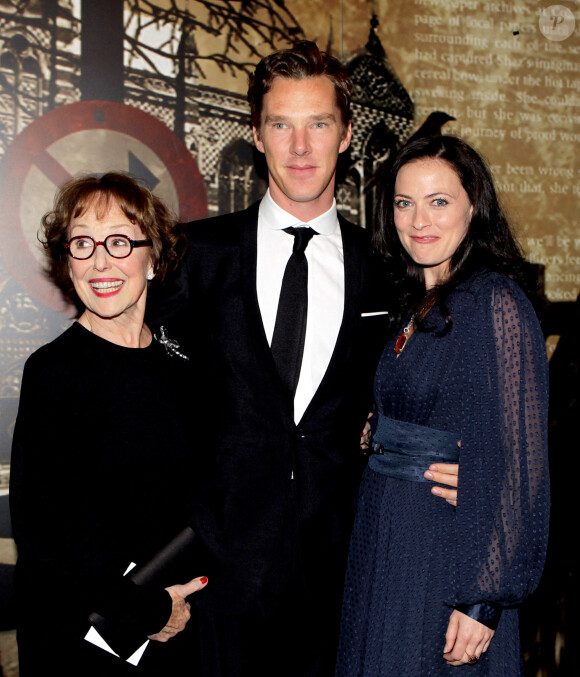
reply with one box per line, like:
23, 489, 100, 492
394, 315, 416, 356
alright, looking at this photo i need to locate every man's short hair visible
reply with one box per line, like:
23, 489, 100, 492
248, 40, 353, 130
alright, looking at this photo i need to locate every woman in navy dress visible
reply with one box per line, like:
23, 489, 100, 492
337, 136, 549, 675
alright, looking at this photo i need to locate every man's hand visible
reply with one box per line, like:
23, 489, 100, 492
148, 576, 208, 642
360, 412, 373, 451
443, 610, 494, 666
424, 462, 459, 506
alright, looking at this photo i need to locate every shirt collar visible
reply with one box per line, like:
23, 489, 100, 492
259, 189, 339, 236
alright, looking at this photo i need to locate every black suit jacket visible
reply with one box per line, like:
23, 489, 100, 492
149, 201, 390, 618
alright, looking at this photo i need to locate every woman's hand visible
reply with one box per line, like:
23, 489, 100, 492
424, 462, 459, 506
442, 610, 494, 666
148, 576, 208, 642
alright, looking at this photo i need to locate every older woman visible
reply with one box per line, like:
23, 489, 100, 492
10, 173, 207, 676
336, 137, 549, 675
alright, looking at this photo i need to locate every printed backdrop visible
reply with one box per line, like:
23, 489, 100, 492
0, 1, 577, 674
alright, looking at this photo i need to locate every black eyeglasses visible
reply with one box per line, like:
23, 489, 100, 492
64, 235, 152, 260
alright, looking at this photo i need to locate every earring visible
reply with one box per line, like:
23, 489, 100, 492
147, 272, 155, 281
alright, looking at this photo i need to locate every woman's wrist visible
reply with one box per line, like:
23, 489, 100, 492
454, 602, 502, 631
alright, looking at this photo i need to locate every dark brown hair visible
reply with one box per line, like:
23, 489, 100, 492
248, 40, 353, 130
41, 172, 187, 302
373, 135, 527, 333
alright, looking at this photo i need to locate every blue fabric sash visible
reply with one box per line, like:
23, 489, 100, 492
369, 415, 460, 482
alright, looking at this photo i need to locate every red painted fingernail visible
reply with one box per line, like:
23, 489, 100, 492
200, 576, 208, 585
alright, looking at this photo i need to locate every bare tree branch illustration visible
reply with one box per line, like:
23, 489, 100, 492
124, 0, 304, 80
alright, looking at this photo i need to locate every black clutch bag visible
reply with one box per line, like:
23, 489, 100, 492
87, 526, 197, 660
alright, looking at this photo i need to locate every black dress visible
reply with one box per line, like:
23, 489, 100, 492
10, 322, 202, 676
336, 271, 550, 676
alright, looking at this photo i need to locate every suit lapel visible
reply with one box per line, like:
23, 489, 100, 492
240, 205, 272, 360
241, 205, 296, 413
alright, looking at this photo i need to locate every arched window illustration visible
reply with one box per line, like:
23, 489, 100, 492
361, 120, 399, 231
0, 33, 43, 140
336, 167, 361, 227
217, 139, 266, 215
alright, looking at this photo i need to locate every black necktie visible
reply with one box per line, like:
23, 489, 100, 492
271, 226, 317, 397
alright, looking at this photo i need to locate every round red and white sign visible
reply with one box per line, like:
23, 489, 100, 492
0, 100, 207, 312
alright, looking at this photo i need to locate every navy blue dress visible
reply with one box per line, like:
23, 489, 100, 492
336, 270, 549, 676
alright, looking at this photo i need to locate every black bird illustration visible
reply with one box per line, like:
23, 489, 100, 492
405, 111, 456, 144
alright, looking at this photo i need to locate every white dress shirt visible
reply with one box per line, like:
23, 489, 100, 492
257, 190, 345, 422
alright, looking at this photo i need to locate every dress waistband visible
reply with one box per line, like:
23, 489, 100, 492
369, 415, 460, 482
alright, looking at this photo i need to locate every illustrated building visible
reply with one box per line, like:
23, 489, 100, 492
0, 0, 415, 464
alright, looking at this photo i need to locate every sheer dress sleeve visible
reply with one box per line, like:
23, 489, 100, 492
449, 275, 550, 628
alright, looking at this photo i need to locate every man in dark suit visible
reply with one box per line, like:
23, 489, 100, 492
152, 41, 458, 676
